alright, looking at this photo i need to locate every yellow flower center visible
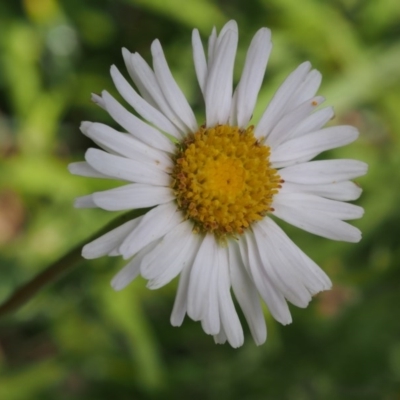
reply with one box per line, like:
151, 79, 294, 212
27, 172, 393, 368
172, 125, 282, 236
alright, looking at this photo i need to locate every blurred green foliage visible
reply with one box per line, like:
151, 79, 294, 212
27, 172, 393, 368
0, 0, 399, 399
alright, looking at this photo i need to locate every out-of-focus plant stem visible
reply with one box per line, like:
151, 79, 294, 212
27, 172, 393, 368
0, 209, 150, 318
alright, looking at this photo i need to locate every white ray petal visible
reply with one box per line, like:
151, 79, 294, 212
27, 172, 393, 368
80, 121, 125, 157
201, 256, 220, 335
68, 162, 110, 179
252, 223, 312, 308
286, 69, 322, 110
122, 48, 158, 107
187, 234, 216, 321
279, 159, 368, 184
280, 181, 363, 201
92, 184, 174, 211
151, 39, 198, 133
228, 241, 267, 346
74, 194, 97, 208
119, 202, 182, 259
217, 246, 244, 348
126, 51, 171, 110
101, 91, 175, 153
266, 96, 325, 149
207, 27, 217, 60
255, 61, 311, 139
192, 28, 207, 94
272, 203, 362, 242
110, 240, 160, 291
205, 29, 238, 127
170, 265, 192, 326
234, 28, 272, 128
270, 126, 359, 169
286, 106, 334, 142
85, 148, 171, 186
289, 106, 335, 141
274, 192, 364, 220
170, 234, 202, 327
110, 65, 182, 138
215, 20, 238, 47
111, 258, 141, 291
239, 233, 292, 325
141, 220, 194, 282
130, 52, 189, 133
257, 218, 332, 293
213, 326, 227, 345
228, 89, 239, 126
82, 218, 142, 259
81, 122, 173, 170
91, 93, 106, 109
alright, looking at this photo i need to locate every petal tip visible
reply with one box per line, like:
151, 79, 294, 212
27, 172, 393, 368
82, 244, 95, 260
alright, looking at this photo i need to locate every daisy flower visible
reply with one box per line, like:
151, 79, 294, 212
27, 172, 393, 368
69, 21, 367, 348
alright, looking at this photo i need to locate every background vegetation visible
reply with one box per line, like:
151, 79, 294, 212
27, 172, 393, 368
1, 0, 399, 398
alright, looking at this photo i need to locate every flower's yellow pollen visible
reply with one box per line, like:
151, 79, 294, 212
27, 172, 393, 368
172, 125, 281, 236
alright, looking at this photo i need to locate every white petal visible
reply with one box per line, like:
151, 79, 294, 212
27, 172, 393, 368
82, 218, 142, 259
217, 246, 244, 348
228, 241, 267, 346
266, 96, 325, 149
207, 27, 217, 60
200, 256, 220, 336
151, 39, 198, 133
255, 61, 311, 139
228, 89, 239, 126
270, 126, 359, 169
92, 184, 174, 211
187, 234, 216, 321
192, 28, 207, 94
170, 266, 191, 326
142, 221, 196, 286
129, 52, 189, 133
91, 93, 106, 109
288, 106, 334, 140
68, 161, 110, 179
122, 48, 158, 107
170, 235, 202, 327
119, 202, 182, 259
257, 218, 331, 294
216, 20, 238, 47
239, 233, 292, 325
279, 159, 368, 184
110, 240, 160, 291
74, 194, 97, 208
234, 28, 272, 128
273, 192, 364, 220
81, 120, 129, 157
272, 201, 362, 242
81, 122, 173, 170
123, 50, 168, 109
101, 91, 175, 153
205, 28, 238, 127
213, 326, 227, 345
280, 181, 363, 201
252, 223, 312, 308
110, 65, 182, 138
286, 69, 322, 110
85, 148, 171, 186
111, 258, 141, 291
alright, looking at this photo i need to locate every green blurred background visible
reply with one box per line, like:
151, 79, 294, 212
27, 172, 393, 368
1, 0, 399, 399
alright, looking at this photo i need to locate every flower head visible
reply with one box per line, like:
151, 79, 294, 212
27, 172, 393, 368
69, 21, 367, 347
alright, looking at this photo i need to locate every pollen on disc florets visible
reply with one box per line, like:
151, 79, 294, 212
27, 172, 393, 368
172, 124, 282, 236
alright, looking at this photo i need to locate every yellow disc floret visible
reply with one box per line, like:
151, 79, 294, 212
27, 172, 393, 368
172, 125, 282, 236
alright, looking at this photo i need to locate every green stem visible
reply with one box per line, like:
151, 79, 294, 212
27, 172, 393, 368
0, 209, 150, 318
